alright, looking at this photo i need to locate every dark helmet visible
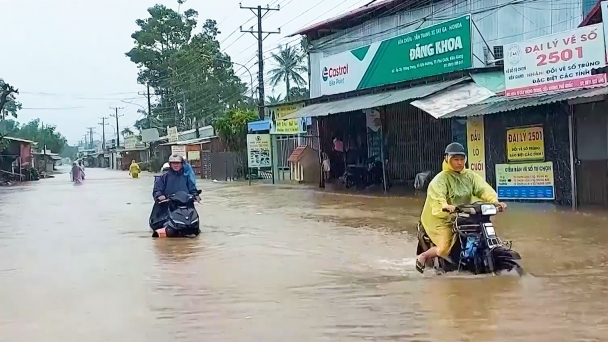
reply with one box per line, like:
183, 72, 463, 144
444, 142, 466, 156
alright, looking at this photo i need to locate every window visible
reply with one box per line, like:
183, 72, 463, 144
583, 0, 596, 17
493, 46, 504, 65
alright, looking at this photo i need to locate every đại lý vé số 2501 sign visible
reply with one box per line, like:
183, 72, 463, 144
318, 16, 472, 96
503, 24, 607, 97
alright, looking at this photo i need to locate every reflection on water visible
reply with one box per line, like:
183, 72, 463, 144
0, 169, 607, 341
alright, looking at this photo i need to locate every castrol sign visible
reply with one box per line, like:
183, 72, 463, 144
316, 16, 472, 96
504, 24, 606, 97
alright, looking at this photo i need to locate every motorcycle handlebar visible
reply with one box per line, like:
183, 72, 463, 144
441, 203, 502, 213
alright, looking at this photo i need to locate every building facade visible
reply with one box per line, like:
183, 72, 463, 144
285, 0, 608, 207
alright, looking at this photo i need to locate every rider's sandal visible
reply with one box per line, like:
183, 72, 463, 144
415, 260, 425, 274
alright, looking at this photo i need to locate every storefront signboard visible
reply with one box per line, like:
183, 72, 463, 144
124, 136, 137, 149
269, 102, 305, 134
504, 24, 606, 97
466, 116, 486, 180
171, 145, 186, 157
247, 134, 271, 168
187, 150, 200, 161
318, 16, 472, 96
495, 161, 555, 200
167, 126, 179, 143
506, 126, 544, 162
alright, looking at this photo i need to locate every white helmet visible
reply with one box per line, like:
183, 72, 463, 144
168, 154, 183, 163
161, 162, 170, 172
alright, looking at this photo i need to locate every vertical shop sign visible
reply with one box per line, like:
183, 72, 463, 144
466, 116, 486, 180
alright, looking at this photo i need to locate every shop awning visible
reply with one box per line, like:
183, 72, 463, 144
470, 71, 505, 93
411, 81, 496, 118
282, 77, 470, 119
441, 86, 608, 118
247, 120, 272, 132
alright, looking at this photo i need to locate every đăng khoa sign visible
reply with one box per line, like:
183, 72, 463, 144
495, 162, 555, 200
506, 126, 545, 162
466, 116, 486, 180
317, 16, 472, 96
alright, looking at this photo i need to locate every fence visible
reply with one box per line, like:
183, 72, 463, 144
201, 151, 243, 181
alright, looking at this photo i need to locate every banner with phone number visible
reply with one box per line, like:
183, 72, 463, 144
503, 24, 606, 97
495, 161, 555, 200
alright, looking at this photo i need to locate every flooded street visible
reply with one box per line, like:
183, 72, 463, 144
1, 168, 607, 341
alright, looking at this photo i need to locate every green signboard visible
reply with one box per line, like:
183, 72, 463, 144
319, 16, 472, 95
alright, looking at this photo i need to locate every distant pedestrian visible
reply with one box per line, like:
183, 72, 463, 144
322, 152, 331, 182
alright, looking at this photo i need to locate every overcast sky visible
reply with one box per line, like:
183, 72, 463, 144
0, 0, 367, 144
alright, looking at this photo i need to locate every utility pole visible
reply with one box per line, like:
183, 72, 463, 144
110, 107, 124, 147
99, 117, 108, 150
82, 134, 88, 149
240, 3, 280, 119
86, 127, 95, 149
138, 82, 154, 161
137, 82, 153, 129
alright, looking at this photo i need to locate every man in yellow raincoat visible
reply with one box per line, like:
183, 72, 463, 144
416, 142, 507, 273
129, 160, 140, 178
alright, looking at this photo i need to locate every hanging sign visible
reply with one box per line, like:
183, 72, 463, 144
506, 126, 545, 162
495, 162, 555, 200
466, 116, 486, 180
504, 24, 606, 97
171, 145, 186, 157
167, 126, 179, 143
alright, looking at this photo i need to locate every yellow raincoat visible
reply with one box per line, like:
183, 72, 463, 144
420, 156, 498, 257
129, 161, 140, 178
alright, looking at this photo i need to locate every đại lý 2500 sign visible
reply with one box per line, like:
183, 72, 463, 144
318, 16, 472, 96
504, 24, 607, 97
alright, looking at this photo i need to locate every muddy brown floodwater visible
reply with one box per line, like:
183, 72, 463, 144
1, 167, 607, 341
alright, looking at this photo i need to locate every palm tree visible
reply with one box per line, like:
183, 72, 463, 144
267, 93, 283, 104
121, 127, 134, 137
267, 45, 307, 101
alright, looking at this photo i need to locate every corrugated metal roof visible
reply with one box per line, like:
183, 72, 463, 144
3, 136, 35, 144
159, 137, 211, 146
442, 86, 608, 118
289, 0, 405, 36
283, 77, 470, 119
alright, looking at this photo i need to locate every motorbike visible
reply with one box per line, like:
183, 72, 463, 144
342, 155, 388, 189
416, 202, 524, 276
150, 190, 202, 238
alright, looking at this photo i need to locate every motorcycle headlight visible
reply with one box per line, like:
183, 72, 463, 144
480, 204, 497, 216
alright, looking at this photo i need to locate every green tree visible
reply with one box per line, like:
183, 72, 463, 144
7, 119, 67, 153
288, 87, 309, 101
213, 109, 257, 152
60, 143, 78, 160
267, 45, 307, 101
0, 79, 21, 120
122, 127, 134, 136
126, 2, 247, 131
267, 93, 283, 104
